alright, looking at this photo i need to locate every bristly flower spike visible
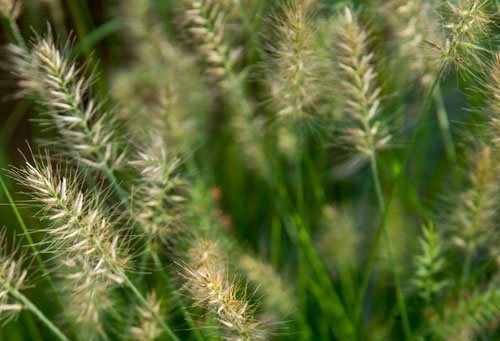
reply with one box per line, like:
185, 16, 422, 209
184, 0, 238, 80
0, 230, 27, 324
129, 139, 188, 240
11, 155, 180, 340
438, 0, 494, 76
0, 0, 21, 20
384, 0, 440, 87
267, 0, 323, 124
182, 237, 268, 340
335, 8, 392, 156
130, 291, 164, 341
0, 230, 70, 341
11, 155, 132, 285
9, 32, 127, 171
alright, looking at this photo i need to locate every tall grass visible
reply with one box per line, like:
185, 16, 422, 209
0, 0, 499, 340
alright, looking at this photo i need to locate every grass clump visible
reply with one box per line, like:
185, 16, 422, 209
0, 0, 499, 340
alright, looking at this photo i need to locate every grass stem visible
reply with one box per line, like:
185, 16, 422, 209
13, 291, 70, 341
354, 64, 445, 333
368, 152, 411, 338
7, 17, 26, 48
434, 85, 457, 169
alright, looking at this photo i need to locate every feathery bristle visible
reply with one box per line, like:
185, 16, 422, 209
335, 8, 391, 156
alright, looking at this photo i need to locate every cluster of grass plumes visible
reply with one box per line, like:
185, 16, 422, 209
0, 0, 499, 340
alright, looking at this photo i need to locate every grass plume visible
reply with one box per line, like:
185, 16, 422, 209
9, 33, 127, 171
0, 0, 21, 20
182, 238, 268, 340
267, 0, 323, 124
334, 8, 391, 157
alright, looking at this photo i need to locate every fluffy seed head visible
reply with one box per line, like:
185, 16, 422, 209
11, 156, 132, 285
411, 225, 447, 302
384, 0, 440, 87
438, 0, 494, 74
315, 205, 359, 270
129, 141, 188, 239
433, 286, 500, 338
187, 237, 224, 270
446, 145, 498, 252
130, 291, 164, 341
9, 33, 127, 171
0, 0, 21, 19
184, 1, 268, 178
239, 255, 295, 319
334, 8, 391, 156
115, 0, 209, 153
11, 156, 132, 331
267, 1, 323, 124
182, 238, 267, 340
60, 257, 114, 335
487, 53, 500, 147
184, 0, 239, 80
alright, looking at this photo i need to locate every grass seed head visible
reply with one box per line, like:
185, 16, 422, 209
487, 53, 500, 146
267, 0, 324, 124
384, 0, 440, 87
184, 0, 237, 80
11, 156, 132, 286
438, 0, 494, 75
0, 231, 27, 324
182, 238, 267, 340
129, 142, 188, 239
238, 254, 295, 320
9, 33, 127, 171
411, 224, 447, 302
0, 0, 21, 20
130, 291, 164, 341
334, 7, 391, 156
